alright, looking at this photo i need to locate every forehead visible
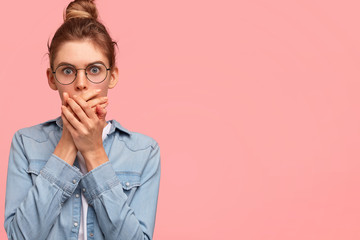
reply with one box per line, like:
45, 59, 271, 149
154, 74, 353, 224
54, 40, 108, 67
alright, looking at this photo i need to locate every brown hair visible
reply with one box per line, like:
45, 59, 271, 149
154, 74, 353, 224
47, 0, 117, 70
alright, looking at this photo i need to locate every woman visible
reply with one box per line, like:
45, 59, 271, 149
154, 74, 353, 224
4, 0, 161, 239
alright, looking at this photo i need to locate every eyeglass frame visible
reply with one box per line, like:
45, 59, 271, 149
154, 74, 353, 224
51, 62, 111, 85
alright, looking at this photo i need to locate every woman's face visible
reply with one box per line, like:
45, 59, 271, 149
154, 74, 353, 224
46, 40, 118, 104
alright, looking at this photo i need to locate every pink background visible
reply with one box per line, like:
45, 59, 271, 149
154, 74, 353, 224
1, 0, 360, 239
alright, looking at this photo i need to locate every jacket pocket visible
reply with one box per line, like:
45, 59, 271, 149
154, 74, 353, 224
26, 159, 47, 183
115, 171, 141, 205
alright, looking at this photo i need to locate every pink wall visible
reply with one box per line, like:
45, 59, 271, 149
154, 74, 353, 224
1, 0, 360, 239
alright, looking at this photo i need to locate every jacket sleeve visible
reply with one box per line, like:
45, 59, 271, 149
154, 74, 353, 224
80, 142, 161, 240
4, 131, 83, 240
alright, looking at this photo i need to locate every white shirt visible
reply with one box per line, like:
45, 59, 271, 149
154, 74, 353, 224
77, 122, 111, 240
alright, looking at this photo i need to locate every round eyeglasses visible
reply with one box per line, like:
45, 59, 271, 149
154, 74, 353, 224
52, 62, 111, 85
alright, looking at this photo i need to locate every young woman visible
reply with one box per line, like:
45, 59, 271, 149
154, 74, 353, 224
4, 0, 161, 239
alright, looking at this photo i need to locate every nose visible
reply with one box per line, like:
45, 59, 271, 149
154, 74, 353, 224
74, 69, 88, 91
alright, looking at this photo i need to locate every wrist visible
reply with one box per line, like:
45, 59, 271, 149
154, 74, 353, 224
54, 137, 77, 165
82, 147, 109, 171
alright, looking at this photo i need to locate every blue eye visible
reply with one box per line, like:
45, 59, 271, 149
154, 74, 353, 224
62, 67, 74, 75
89, 66, 100, 74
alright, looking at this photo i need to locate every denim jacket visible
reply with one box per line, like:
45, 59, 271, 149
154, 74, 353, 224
4, 116, 161, 240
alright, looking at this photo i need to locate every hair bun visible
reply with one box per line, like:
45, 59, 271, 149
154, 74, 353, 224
64, 0, 98, 22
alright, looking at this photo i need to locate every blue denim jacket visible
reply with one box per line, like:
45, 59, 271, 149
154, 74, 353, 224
4, 116, 161, 240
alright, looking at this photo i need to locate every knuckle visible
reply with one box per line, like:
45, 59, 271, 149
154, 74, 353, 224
80, 129, 87, 136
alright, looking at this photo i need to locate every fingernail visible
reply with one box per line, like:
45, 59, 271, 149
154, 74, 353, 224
96, 89, 101, 92
73, 95, 77, 98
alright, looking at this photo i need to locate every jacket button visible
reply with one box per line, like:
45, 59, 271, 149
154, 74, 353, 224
72, 179, 77, 184
74, 222, 78, 227
82, 188, 86, 192
90, 233, 94, 237
125, 182, 130, 187
75, 194, 80, 198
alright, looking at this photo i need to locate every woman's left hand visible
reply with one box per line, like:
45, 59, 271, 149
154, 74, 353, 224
61, 94, 109, 171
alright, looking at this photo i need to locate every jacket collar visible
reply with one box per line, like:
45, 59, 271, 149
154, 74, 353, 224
44, 116, 131, 136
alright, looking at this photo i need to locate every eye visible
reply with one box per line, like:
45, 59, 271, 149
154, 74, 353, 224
88, 65, 101, 75
62, 67, 74, 75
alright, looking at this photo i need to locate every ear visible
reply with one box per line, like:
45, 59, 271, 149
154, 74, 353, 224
108, 66, 119, 89
47, 68, 58, 90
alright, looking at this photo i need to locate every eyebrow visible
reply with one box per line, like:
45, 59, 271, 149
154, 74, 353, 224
55, 61, 107, 68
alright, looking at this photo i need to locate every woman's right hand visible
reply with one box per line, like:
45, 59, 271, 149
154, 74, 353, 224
53, 90, 108, 166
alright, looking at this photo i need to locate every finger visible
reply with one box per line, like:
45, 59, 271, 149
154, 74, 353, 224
79, 89, 102, 102
61, 105, 85, 132
72, 95, 97, 121
63, 92, 81, 121
92, 102, 108, 111
66, 97, 90, 122
92, 102, 108, 117
61, 111, 76, 134
87, 96, 108, 108
96, 105, 107, 120
63, 92, 69, 106
98, 102, 108, 109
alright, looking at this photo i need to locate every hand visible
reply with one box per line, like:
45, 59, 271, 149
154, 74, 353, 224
77, 90, 109, 114
61, 93, 109, 171
54, 90, 108, 166
63, 90, 108, 118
